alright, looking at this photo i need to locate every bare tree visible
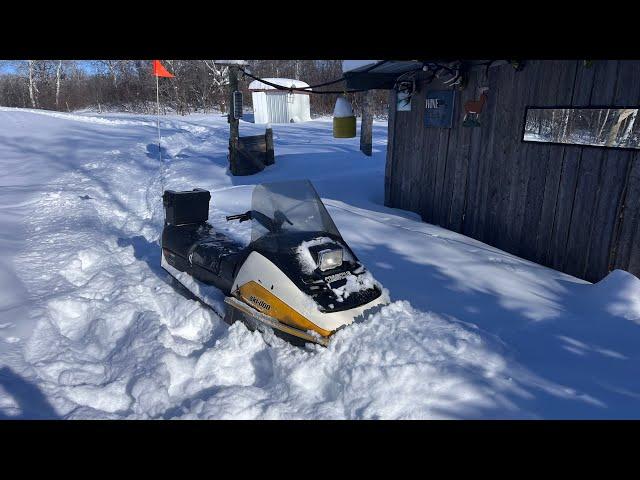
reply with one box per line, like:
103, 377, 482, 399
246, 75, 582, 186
598, 109, 612, 143
28, 60, 38, 108
619, 109, 638, 146
55, 60, 62, 109
203, 61, 229, 88
0, 59, 390, 118
97, 60, 120, 88
606, 109, 635, 147
203, 61, 229, 112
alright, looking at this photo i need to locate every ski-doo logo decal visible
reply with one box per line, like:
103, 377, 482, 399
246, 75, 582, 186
237, 281, 332, 337
248, 295, 271, 311
325, 271, 349, 284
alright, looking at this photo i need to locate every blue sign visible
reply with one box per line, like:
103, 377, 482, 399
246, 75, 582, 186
424, 90, 455, 128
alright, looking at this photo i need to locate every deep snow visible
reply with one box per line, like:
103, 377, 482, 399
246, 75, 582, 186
1, 106, 640, 419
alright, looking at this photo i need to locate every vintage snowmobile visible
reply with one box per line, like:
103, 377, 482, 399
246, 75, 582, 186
160, 180, 388, 346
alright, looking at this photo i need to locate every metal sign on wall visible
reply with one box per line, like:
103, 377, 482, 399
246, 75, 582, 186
233, 91, 243, 119
425, 90, 455, 128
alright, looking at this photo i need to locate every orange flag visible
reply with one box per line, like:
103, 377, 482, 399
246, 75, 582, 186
152, 60, 175, 78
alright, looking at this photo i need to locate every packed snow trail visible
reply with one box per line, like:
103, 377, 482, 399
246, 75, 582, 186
1, 107, 640, 419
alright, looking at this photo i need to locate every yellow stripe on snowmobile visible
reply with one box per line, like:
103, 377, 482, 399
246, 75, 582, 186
236, 281, 332, 337
224, 297, 330, 347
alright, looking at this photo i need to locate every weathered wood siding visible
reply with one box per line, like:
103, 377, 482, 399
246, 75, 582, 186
385, 60, 640, 282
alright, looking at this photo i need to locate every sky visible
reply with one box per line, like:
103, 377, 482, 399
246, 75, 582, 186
0, 61, 98, 75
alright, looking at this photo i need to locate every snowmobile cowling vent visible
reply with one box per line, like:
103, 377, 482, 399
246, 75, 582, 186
163, 189, 211, 226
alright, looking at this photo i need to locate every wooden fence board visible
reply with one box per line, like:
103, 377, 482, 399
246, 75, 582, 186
624, 160, 640, 273
546, 62, 596, 270
447, 69, 479, 231
509, 62, 548, 252
473, 66, 501, 244
491, 64, 522, 252
531, 61, 578, 265
384, 89, 397, 206
563, 60, 619, 277
584, 60, 640, 280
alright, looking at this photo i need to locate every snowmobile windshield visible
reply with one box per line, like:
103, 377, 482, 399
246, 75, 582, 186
250, 180, 342, 249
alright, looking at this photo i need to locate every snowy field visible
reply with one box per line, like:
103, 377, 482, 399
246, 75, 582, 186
1, 107, 640, 419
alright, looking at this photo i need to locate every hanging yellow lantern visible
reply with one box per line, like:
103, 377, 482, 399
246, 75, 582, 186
333, 95, 356, 138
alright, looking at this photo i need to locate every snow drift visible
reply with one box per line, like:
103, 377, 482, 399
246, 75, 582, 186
1, 107, 640, 419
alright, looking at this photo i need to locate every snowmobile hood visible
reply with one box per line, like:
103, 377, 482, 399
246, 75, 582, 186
232, 251, 388, 336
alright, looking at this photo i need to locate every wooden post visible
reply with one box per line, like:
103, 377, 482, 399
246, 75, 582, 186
228, 65, 240, 173
360, 90, 373, 156
265, 124, 275, 165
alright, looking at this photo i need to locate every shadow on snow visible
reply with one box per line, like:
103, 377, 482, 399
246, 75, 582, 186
0, 367, 59, 420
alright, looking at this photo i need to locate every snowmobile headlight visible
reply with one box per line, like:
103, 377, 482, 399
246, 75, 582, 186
318, 248, 343, 272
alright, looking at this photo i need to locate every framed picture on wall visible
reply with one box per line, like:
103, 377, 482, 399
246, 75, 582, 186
397, 90, 412, 111
424, 90, 455, 128
523, 107, 640, 150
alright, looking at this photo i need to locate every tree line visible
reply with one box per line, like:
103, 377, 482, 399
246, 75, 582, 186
524, 107, 639, 149
0, 60, 390, 118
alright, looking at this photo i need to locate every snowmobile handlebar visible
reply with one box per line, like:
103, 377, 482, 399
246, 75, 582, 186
226, 210, 293, 234
226, 211, 252, 222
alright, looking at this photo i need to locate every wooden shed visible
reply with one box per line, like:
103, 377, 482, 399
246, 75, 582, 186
346, 60, 640, 282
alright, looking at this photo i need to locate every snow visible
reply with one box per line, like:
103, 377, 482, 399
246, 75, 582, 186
248, 78, 310, 91
332, 270, 379, 302
524, 131, 640, 150
1, 106, 640, 419
213, 60, 248, 66
295, 236, 355, 275
333, 97, 354, 118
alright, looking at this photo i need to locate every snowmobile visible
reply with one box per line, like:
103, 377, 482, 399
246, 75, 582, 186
160, 179, 388, 347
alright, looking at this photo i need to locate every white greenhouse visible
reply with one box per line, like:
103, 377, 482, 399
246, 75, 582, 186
248, 78, 312, 124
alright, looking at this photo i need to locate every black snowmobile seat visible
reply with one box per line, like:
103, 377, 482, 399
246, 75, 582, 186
189, 228, 247, 277
162, 223, 247, 294
162, 223, 206, 260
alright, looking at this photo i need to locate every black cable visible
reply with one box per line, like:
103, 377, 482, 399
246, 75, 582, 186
238, 68, 354, 94
237, 60, 391, 95
246, 60, 389, 90
237, 60, 494, 95
238, 68, 367, 94
301, 60, 390, 90
393, 65, 425, 86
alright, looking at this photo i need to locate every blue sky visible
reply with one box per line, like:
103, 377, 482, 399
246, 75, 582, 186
0, 61, 99, 74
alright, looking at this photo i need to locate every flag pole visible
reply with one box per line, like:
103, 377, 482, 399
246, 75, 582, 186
156, 73, 162, 165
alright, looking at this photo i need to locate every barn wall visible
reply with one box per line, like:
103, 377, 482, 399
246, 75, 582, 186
289, 94, 311, 122
385, 60, 640, 282
251, 92, 269, 124
251, 91, 312, 124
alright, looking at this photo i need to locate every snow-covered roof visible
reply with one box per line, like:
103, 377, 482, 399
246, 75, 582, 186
248, 78, 310, 91
213, 60, 248, 66
342, 60, 381, 73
